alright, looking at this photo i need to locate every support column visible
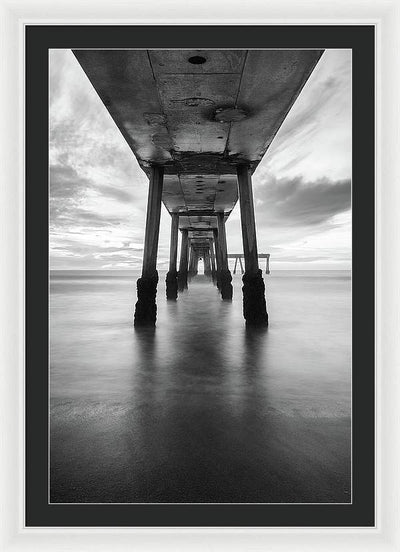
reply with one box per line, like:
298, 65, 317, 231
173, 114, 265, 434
134, 165, 164, 326
193, 251, 199, 275
216, 212, 233, 300
266, 254, 270, 275
188, 245, 193, 279
239, 257, 244, 275
233, 257, 238, 275
189, 249, 195, 274
209, 238, 217, 284
188, 245, 198, 279
204, 248, 212, 277
213, 229, 222, 289
237, 164, 268, 325
188, 245, 193, 272
166, 213, 179, 300
178, 229, 189, 291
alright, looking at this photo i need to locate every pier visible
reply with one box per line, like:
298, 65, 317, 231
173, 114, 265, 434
73, 49, 323, 326
229, 254, 270, 275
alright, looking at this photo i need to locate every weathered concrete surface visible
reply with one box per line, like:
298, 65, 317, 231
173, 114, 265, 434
134, 165, 163, 326
237, 163, 268, 323
166, 213, 179, 300
178, 229, 189, 291
73, 49, 323, 235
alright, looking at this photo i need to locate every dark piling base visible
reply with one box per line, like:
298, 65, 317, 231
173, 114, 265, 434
220, 269, 233, 301
166, 270, 178, 300
177, 270, 188, 292
134, 271, 159, 327
242, 269, 268, 325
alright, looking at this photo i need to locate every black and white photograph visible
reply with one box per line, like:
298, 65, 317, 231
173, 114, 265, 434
0, 0, 396, 542
49, 46, 353, 505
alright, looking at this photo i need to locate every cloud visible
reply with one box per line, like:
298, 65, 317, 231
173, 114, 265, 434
50, 164, 89, 199
255, 174, 351, 227
96, 184, 133, 203
93, 247, 143, 260
49, 49, 352, 270
50, 164, 133, 203
50, 163, 135, 228
72, 209, 122, 227
260, 50, 351, 183
274, 75, 340, 144
272, 255, 328, 263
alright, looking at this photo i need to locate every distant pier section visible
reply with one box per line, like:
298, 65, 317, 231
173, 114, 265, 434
228, 254, 270, 275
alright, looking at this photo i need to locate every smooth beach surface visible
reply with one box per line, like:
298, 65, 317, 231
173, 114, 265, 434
50, 270, 351, 503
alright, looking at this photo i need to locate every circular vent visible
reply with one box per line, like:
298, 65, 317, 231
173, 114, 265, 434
188, 55, 207, 65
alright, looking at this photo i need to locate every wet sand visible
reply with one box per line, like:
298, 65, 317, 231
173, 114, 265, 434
50, 271, 351, 503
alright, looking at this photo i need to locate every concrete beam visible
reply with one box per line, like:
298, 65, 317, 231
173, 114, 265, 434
204, 248, 212, 277
237, 164, 259, 275
236, 164, 268, 325
212, 229, 221, 272
216, 213, 233, 300
166, 212, 179, 300
134, 165, 164, 326
177, 210, 229, 218
209, 238, 216, 275
141, 166, 164, 278
216, 213, 229, 271
168, 213, 179, 273
178, 229, 189, 291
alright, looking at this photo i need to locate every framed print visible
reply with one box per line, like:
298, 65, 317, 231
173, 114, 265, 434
1, 0, 399, 550
26, 22, 373, 527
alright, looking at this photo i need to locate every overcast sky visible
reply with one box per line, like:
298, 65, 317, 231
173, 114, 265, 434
50, 49, 351, 271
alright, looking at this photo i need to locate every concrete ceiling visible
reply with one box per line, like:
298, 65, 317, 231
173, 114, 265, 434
73, 49, 323, 232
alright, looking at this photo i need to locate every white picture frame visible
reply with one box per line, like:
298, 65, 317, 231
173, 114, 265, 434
0, 0, 398, 549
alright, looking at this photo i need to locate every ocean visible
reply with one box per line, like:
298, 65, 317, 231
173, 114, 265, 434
50, 269, 351, 503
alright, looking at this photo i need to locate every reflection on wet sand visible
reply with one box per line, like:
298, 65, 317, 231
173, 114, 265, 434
50, 271, 351, 503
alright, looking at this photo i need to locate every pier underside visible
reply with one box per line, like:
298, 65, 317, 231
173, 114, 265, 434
73, 49, 324, 324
